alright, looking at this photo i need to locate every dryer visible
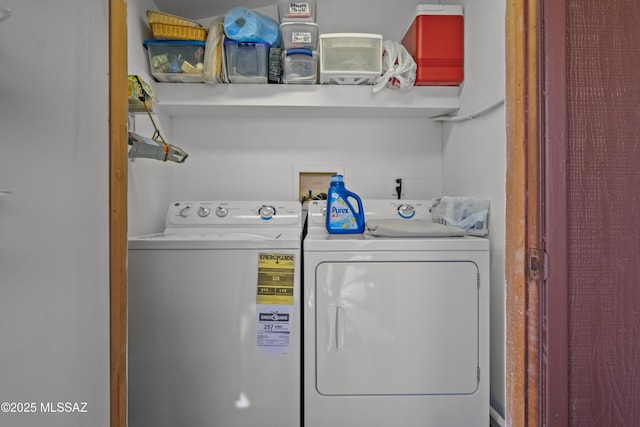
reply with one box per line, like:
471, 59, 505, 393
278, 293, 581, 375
303, 200, 490, 427
127, 201, 302, 427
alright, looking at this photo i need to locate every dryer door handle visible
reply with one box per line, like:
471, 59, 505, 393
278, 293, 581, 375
325, 305, 335, 353
335, 306, 345, 350
326, 304, 346, 352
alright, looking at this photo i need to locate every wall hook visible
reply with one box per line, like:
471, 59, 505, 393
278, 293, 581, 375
0, 9, 11, 23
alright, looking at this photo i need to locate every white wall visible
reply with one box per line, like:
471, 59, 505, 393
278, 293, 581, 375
166, 114, 443, 202
0, 1, 110, 426
442, 0, 507, 418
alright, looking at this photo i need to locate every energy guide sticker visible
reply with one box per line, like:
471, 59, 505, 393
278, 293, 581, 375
256, 253, 295, 355
256, 253, 295, 305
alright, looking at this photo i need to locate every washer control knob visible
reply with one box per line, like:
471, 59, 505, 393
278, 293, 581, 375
215, 206, 229, 218
397, 204, 415, 219
179, 206, 193, 217
198, 206, 211, 217
259, 205, 276, 220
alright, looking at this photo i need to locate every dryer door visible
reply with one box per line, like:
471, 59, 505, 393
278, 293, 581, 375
315, 260, 479, 395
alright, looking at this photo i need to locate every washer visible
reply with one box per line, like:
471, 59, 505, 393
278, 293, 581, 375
303, 200, 490, 427
127, 201, 302, 427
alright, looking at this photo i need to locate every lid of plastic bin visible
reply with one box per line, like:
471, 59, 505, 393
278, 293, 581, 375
415, 4, 463, 16
223, 39, 271, 47
280, 22, 319, 29
319, 33, 383, 40
143, 39, 206, 46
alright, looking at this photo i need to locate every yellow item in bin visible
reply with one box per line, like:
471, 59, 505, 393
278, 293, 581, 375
146, 10, 202, 28
180, 60, 200, 74
127, 75, 153, 113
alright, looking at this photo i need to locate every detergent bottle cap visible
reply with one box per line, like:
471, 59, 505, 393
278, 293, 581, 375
331, 174, 343, 182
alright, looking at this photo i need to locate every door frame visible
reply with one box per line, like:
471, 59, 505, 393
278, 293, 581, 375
504, 0, 538, 422
108, 1, 546, 427
109, 0, 128, 426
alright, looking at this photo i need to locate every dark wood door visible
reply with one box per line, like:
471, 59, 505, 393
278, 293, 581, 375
542, 0, 640, 425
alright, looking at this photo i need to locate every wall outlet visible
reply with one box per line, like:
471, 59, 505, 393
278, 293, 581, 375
392, 175, 404, 199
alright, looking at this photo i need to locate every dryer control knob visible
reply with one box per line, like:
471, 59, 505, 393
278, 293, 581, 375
179, 206, 193, 217
259, 205, 276, 220
397, 204, 415, 219
215, 206, 228, 217
198, 206, 211, 217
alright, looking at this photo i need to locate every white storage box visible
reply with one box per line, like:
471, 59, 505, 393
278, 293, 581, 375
280, 22, 319, 50
224, 39, 269, 84
319, 33, 383, 85
278, 0, 316, 23
283, 48, 318, 84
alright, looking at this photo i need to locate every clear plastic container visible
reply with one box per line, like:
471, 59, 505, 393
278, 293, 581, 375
144, 40, 206, 83
224, 39, 269, 84
319, 33, 383, 85
282, 49, 318, 84
277, 0, 316, 23
280, 22, 319, 50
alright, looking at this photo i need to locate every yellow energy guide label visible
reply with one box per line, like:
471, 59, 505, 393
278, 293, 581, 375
256, 253, 295, 305
256, 253, 295, 355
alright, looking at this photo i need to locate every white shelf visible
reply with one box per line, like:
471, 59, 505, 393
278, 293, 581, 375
153, 83, 460, 118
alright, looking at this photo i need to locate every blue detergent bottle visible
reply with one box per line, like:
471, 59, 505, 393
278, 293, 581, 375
325, 174, 365, 234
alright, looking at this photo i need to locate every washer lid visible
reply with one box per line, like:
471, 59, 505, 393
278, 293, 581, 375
128, 229, 302, 250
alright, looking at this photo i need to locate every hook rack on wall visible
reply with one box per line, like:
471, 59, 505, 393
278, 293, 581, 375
0, 9, 11, 23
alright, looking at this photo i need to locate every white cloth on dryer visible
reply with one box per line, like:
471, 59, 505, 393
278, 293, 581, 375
365, 219, 466, 237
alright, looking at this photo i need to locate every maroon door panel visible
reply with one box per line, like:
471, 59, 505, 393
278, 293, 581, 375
544, 0, 640, 425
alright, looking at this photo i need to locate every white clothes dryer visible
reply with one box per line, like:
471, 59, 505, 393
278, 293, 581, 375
303, 200, 490, 427
127, 201, 302, 427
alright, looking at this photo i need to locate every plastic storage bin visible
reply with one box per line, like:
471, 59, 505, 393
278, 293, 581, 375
277, 0, 316, 23
319, 33, 383, 85
144, 40, 206, 83
224, 39, 269, 84
283, 49, 318, 84
280, 22, 318, 50
401, 4, 464, 86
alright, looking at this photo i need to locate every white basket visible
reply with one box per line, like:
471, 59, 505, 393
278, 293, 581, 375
319, 33, 382, 85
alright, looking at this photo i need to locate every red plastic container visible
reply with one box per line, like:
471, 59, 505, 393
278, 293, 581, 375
401, 5, 464, 86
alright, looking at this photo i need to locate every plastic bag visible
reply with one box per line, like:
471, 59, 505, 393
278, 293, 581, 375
372, 39, 417, 93
431, 197, 491, 236
223, 7, 280, 47
203, 16, 225, 84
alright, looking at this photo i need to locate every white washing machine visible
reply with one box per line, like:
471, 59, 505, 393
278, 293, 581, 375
303, 200, 490, 427
127, 201, 302, 427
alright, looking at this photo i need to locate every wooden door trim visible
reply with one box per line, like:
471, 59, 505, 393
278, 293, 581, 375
109, 0, 128, 426
505, 0, 541, 425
